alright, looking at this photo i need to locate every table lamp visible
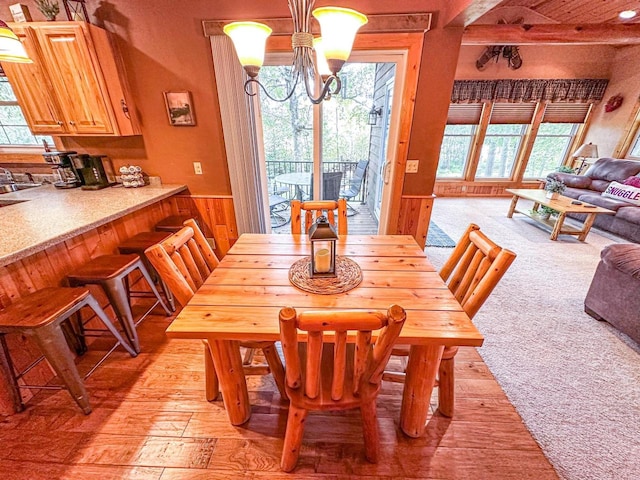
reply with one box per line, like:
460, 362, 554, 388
572, 143, 598, 174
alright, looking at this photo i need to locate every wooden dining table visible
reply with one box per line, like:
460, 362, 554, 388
165, 233, 484, 438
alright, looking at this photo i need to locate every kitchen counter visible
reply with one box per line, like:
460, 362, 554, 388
0, 183, 187, 267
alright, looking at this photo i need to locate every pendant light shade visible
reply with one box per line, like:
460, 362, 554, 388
0, 21, 31, 63
312, 7, 367, 72
223, 21, 272, 77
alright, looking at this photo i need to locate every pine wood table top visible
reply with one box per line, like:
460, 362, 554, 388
166, 234, 483, 348
505, 188, 615, 214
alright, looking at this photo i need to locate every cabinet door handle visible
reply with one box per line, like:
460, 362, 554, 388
69, 121, 76, 126
57, 121, 63, 125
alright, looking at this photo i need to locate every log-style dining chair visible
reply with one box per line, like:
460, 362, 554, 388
383, 223, 516, 417
145, 218, 286, 401
290, 199, 348, 235
278, 305, 406, 472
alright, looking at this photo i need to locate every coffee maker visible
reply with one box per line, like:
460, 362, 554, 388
43, 151, 82, 189
70, 154, 117, 190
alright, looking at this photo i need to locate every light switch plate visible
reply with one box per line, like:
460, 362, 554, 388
193, 162, 203, 175
406, 160, 419, 173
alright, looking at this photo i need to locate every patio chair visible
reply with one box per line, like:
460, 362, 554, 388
269, 194, 290, 228
309, 171, 343, 201
290, 199, 348, 235
383, 223, 516, 417
340, 159, 369, 216
278, 304, 406, 471
145, 218, 286, 403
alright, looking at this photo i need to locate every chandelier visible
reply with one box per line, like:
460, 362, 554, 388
223, 0, 367, 104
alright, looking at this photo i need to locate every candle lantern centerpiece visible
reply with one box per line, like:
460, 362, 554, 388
308, 215, 338, 278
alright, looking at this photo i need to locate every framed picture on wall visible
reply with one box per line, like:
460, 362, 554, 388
164, 91, 196, 126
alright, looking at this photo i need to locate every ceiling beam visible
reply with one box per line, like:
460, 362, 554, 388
203, 13, 432, 37
463, 23, 640, 45
444, 0, 504, 27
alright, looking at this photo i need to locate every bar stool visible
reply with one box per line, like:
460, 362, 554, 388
155, 215, 193, 233
118, 231, 175, 311
0, 287, 137, 414
68, 254, 172, 353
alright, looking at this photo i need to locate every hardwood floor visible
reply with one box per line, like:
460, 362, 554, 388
0, 299, 558, 479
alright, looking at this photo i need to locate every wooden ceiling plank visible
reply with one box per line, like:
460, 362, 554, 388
463, 23, 640, 45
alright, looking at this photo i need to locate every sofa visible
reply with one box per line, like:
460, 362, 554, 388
546, 157, 640, 243
585, 243, 640, 344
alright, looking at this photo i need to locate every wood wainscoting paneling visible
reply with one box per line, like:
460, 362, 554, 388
396, 195, 435, 249
434, 181, 542, 197
169, 195, 238, 257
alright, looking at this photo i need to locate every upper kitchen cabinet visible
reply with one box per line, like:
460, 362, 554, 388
2, 22, 140, 136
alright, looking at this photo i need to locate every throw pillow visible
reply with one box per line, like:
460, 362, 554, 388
602, 181, 640, 206
624, 176, 640, 188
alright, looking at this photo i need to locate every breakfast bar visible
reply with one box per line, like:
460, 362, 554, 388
0, 183, 186, 413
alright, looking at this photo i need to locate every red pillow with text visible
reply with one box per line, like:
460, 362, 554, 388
623, 176, 640, 188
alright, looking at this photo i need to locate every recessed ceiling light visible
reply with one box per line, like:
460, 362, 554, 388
619, 10, 637, 19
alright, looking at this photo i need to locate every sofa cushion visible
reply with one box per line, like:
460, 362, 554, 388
547, 172, 592, 189
563, 187, 590, 199
601, 244, 640, 280
577, 193, 628, 211
615, 205, 640, 224
585, 158, 640, 183
602, 181, 640, 206
590, 179, 611, 192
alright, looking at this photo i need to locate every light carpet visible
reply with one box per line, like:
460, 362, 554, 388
426, 197, 640, 480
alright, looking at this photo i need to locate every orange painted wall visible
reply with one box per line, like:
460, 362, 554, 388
586, 45, 640, 158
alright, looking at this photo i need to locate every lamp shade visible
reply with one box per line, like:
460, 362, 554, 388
223, 21, 272, 74
312, 37, 331, 77
0, 21, 31, 63
572, 143, 598, 158
312, 7, 367, 68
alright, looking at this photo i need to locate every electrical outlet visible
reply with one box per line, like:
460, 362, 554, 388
406, 160, 419, 173
193, 162, 203, 175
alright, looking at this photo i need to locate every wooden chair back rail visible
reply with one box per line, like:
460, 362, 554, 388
279, 306, 406, 401
291, 199, 348, 235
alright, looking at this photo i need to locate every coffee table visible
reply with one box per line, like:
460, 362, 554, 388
506, 188, 615, 241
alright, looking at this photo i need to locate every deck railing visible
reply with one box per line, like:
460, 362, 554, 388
266, 160, 367, 202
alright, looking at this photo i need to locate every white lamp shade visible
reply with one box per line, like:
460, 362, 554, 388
572, 143, 599, 158
312, 37, 332, 77
0, 23, 31, 63
312, 7, 367, 63
223, 21, 272, 69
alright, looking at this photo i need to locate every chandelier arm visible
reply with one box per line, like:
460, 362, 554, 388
302, 72, 341, 105
244, 73, 301, 103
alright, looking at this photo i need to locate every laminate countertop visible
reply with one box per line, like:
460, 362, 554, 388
0, 183, 187, 267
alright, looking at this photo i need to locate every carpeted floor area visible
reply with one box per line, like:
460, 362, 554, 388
427, 197, 640, 480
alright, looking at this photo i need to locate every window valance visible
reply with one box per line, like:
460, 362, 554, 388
451, 79, 609, 104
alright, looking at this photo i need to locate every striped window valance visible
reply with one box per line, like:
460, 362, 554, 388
451, 79, 609, 104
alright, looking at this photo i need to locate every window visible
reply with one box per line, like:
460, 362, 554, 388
630, 131, 640, 159
437, 103, 483, 179
437, 125, 475, 178
524, 123, 579, 178
0, 77, 53, 147
477, 124, 526, 178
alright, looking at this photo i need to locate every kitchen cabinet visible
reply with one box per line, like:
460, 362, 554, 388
1, 22, 140, 136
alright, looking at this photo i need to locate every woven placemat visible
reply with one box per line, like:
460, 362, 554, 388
289, 255, 362, 294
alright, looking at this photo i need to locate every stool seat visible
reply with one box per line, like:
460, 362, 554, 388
118, 232, 172, 253
0, 288, 90, 330
0, 287, 136, 414
68, 254, 141, 282
155, 215, 193, 233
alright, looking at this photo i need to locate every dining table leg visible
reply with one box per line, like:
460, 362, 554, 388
400, 344, 444, 438
208, 338, 251, 425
